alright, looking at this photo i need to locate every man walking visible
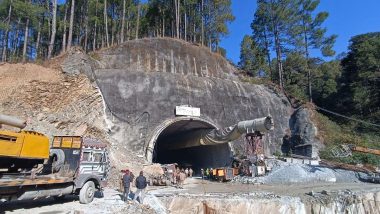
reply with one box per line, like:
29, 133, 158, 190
122, 169, 132, 202
133, 171, 148, 204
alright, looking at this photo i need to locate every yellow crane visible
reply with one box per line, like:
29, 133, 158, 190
0, 114, 49, 172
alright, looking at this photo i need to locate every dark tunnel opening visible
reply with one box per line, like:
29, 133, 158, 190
152, 119, 232, 174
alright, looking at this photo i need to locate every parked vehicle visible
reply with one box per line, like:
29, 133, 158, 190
0, 114, 109, 204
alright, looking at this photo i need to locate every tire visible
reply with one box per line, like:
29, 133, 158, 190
79, 181, 96, 204
50, 149, 65, 173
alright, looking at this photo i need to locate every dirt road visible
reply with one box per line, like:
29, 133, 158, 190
1, 188, 154, 214
2, 178, 379, 213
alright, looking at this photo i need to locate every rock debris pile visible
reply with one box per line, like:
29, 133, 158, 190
232, 160, 366, 184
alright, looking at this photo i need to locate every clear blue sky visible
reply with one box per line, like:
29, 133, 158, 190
220, 0, 380, 64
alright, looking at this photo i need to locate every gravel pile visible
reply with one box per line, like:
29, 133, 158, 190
232, 160, 364, 184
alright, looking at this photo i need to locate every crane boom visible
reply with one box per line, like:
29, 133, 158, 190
351, 146, 380, 156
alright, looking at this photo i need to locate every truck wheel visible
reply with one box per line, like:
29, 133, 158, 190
50, 149, 65, 173
79, 181, 95, 204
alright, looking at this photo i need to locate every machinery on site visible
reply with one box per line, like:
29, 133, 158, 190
0, 114, 49, 172
0, 114, 109, 204
208, 116, 274, 180
332, 144, 380, 157
143, 163, 177, 186
210, 167, 236, 182
206, 116, 274, 179
159, 163, 178, 185
331, 144, 380, 183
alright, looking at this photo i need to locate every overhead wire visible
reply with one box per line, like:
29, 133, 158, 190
315, 105, 380, 128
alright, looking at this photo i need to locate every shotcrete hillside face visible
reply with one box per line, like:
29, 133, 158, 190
71, 38, 295, 164
152, 120, 232, 170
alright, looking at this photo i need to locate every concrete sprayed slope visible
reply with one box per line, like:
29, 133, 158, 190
96, 38, 238, 79
65, 37, 295, 165
94, 69, 291, 159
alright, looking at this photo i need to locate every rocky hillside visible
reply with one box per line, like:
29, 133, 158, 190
0, 63, 104, 138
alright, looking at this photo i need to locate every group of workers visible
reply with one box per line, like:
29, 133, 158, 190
171, 167, 193, 188
200, 168, 223, 180
121, 170, 148, 204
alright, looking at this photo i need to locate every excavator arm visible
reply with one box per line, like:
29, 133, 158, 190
350, 145, 380, 156
331, 144, 380, 157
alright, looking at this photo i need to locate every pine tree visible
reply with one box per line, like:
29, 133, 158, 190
67, 0, 75, 50
251, 0, 299, 90
207, 0, 234, 51
61, 2, 68, 53
135, 1, 140, 39
293, 0, 337, 102
338, 33, 380, 125
251, 2, 272, 79
0, 0, 234, 61
103, 0, 109, 47
1, 0, 13, 62
238, 35, 266, 76
120, 0, 126, 43
48, 0, 57, 59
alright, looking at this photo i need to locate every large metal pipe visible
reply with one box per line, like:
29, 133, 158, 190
237, 116, 274, 133
164, 116, 274, 150
0, 114, 27, 129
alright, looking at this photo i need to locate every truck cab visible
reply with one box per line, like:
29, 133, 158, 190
0, 136, 109, 204
75, 138, 109, 203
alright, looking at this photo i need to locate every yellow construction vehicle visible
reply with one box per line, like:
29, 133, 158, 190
347, 145, 380, 156
0, 114, 50, 172
332, 144, 380, 158
0, 114, 109, 204
331, 144, 380, 183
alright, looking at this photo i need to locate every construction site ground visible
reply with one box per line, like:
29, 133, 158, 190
150, 177, 380, 199
2, 178, 379, 214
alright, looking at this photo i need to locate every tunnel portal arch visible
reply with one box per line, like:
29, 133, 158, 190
146, 117, 233, 171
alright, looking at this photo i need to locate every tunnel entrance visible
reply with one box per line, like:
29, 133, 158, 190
151, 118, 232, 173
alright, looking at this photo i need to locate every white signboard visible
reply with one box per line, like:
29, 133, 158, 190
175, 106, 201, 117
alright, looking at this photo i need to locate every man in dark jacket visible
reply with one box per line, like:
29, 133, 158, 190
122, 169, 132, 202
133, 171, 148, 203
